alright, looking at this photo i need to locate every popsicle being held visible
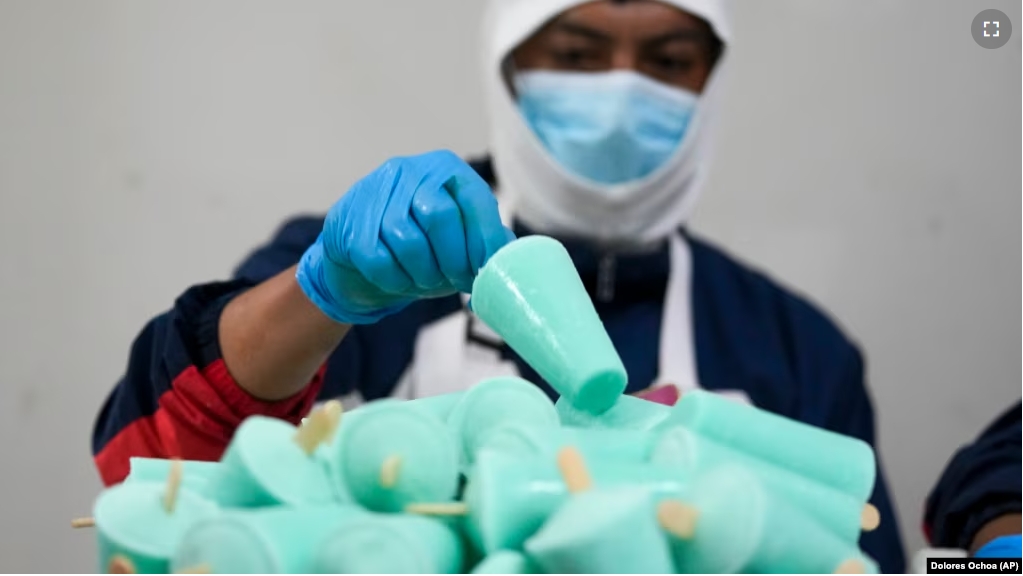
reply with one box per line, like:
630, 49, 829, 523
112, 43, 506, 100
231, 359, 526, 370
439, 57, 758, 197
471, 236, 627, 415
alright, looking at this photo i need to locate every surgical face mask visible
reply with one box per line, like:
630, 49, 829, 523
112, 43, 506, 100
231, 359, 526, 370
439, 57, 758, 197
514, 69, 698, 186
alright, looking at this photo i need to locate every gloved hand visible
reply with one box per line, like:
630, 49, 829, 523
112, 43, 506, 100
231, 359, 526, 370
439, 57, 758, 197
974, 534, 1022, 558
297, 150, 515, 324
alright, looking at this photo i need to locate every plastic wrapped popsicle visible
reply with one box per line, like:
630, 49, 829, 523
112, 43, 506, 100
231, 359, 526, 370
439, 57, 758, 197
125, 458, 221, 498
556, 393, 671, 431
171, 505, 366, 574
312, 513, 465, 574
471, 550, 536, 574
406, 391, 466, 422
651, 426, 880, 542
94, 461, 218, 574
471, 236, 627, 415
330, 401, 460, 512
448, 449, 688, 554
665, 464, 879, 574
663, 390, 877, 500
208, 403, 341, 508
525, 486, 676, 574
479, 421, 655, 463
445, 376, 559, 467
524, 448, 677, 574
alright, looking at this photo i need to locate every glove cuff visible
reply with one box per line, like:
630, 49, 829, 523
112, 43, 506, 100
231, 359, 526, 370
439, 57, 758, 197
974, 534, 1022, 558
296, 241, 398, 325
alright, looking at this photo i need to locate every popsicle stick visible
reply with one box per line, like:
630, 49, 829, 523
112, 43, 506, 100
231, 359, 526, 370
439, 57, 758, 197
556, 446, 592, 493
294, 401, 343, 455
108, 554, 137, 574
70, 517, 95, 528
321, 399, 344, 439
404, 502, 469, 516
833, 559, 867, 574
379, 455, 402, 488
175, 564, 211, 574
657, 499, 700, 539
860, 503, 880, 531
163, 458, 184, 513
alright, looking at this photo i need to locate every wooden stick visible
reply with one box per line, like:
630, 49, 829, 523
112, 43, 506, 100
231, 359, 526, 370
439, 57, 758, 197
321, 399, 344, 439
379, 455, 402, 488
294, 401, 343, 455
404, 502, 469, 516
71, 517, 95, 529
556, 446, 592, 493
833, 559, 867, 574
107, 554, 137, 574
860, 504, 880, 531
657, 499, 700, 539
163, 458, 184, 513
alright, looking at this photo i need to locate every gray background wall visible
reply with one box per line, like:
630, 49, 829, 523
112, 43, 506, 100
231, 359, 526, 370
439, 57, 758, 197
0, 0, 1018, 571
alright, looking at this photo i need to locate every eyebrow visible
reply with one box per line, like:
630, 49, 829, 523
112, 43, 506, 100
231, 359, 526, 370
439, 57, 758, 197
644, 29, 709, 46
553, 21, 614, 43
553, 22, 708, 47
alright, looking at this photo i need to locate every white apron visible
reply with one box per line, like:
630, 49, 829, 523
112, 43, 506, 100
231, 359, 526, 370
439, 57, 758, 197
337, 232, 750, 409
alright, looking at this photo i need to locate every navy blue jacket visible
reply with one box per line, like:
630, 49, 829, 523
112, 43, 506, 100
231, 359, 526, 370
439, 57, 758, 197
924, 401, 1022, 550
93, 157, 906, 571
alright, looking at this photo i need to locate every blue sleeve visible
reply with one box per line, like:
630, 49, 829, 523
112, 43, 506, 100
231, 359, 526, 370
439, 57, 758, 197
924, 401, 1022, 549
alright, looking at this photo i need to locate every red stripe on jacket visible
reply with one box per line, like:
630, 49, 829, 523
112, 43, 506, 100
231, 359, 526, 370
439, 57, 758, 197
94, 359, 325, 486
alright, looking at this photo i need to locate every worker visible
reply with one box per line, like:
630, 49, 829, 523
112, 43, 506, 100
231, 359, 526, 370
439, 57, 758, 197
91, 0, 905, 569
925, 401, 1021, 558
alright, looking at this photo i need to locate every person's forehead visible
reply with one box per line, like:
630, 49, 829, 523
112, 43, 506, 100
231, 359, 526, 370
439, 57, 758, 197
552, 0, 706, 34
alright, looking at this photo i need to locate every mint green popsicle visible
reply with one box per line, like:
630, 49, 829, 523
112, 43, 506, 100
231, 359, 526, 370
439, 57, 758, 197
471, 551, 536, 574
208, 416, 336, 508
651, 426, 871, 543
446, 376, 559, 467
312, 513, 465, 574
556, 393, 671, 430
331, 401, 460, 512
171, 506, 366, 574
669, 464, 878, 574
524, 486, 675, 574
471, 236, 627, 415
666, 389, 877, 500
94, 480, 218, 574
126, 458, 221, 498
479, 421, 655, 463
407, 391, 466, 422
463, 450, 687, 554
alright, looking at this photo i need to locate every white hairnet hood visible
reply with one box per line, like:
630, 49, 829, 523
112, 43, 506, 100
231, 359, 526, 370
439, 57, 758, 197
481, 0, 730, 246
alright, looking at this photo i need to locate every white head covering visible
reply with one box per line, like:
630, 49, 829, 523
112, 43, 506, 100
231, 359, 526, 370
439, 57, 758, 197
481, 0, 731, 246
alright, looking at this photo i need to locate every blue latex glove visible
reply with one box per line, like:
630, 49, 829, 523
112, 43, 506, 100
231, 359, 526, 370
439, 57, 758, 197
297, 150, 515, 324
974, 534, 1022, 558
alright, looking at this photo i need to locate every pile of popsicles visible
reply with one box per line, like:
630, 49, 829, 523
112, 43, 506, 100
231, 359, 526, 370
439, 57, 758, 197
79, 236, 883, 574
